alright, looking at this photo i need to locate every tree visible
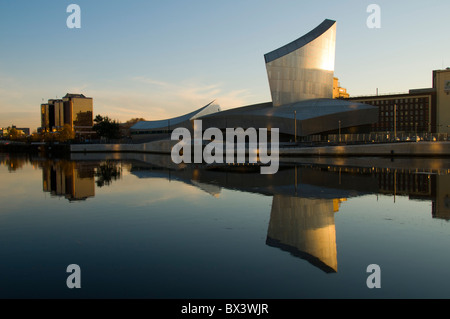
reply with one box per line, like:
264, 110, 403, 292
93, 115, 121, 140
95, 161, 122, 187
125, 118, 146, 127
121, 118, 146, 137
8, 127, 21, 140
57, 124, 75, 142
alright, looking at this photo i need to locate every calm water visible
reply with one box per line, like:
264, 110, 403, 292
1, 152, 450, 299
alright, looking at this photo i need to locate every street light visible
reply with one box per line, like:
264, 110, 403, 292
394, 104, 397, 141
294, 110, 297, 143
338, 120, 341, 143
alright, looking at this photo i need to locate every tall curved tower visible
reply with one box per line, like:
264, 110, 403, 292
264, 19, 336, 107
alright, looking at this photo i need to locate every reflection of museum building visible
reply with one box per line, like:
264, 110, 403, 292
267, 196, 344, 273
130, 19, 378, 143
42, 161, 95, 201
121, 153, 450, 273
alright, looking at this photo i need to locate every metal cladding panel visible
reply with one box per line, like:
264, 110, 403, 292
200, 99, 378, 137
130, 101, 220, 131
265, 19, 336, 106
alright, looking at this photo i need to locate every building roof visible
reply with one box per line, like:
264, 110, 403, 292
198, 98, 378, 136
201, 98, 374, 121
264, 19, 336, 63
130, 101, 221, 131
63, 93, 87, 99
347, 89, 436, 100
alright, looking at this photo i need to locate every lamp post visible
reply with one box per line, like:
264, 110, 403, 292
394, 104, 397, 141
338, 120, 341, 143
168, 119, 171, 138
294, 111, 297, 143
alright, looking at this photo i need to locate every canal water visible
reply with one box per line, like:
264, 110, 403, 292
0, 152, 449, 299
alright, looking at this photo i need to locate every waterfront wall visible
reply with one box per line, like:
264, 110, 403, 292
70, 140, 450, 157
279, 142, 450, 157
70, 140, 176, 154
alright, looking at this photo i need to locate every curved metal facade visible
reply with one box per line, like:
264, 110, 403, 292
130, 18, 378, 143
265, 19, 336, 106
130, 101, 221, 142
199, 99, 377, 138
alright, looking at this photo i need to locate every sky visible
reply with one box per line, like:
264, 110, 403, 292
0, 0, 449, 131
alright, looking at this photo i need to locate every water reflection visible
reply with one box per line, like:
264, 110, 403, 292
267, 196, 342, 273
0, 154, 123, 201
0, 155, 27, 172
1, 152, 449, 276
95, 161, 123, 188
72, 153, 450, 274
41, 160, 96, 201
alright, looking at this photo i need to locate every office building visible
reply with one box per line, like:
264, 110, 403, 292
434, 69, 450, 134
347, 68, 450, 134
333, 77, 349, 99
40, 93, 94, 137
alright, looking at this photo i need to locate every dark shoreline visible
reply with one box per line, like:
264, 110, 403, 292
0, 143, 70, 156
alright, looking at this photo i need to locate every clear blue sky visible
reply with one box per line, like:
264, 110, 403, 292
1, 0, 449, 131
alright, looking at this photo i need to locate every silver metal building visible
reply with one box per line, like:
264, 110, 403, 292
131, 19, 378, 143
265, 19, 337, 107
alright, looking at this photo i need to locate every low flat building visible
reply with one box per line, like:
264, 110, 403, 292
346, 68, 450, 134
0, 126, 30, 137
15, 127, 30, 136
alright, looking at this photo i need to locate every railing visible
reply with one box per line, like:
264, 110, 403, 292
301, 133, 449, 144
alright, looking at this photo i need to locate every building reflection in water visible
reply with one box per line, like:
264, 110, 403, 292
435, 174, 450, 220
0, 154, 27, 172
2, 153, 449, 273
266, 196, 343, 273
39, 159, 122, 202
113, 154, 450, 274
41, 160, 96, 201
